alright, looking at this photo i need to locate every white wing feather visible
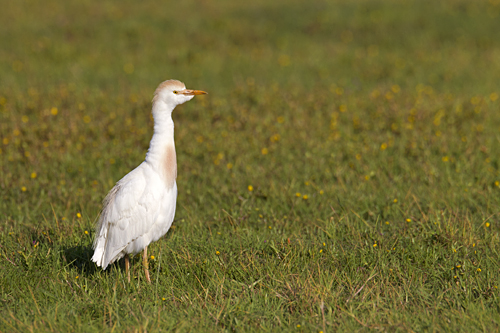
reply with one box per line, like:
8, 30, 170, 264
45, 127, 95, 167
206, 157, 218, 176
92, 162, 176, 269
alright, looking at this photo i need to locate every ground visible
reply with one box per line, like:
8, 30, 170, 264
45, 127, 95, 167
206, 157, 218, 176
1, 0, 499, 331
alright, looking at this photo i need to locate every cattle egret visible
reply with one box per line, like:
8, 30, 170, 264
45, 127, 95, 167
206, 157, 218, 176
92, 79, 207, 283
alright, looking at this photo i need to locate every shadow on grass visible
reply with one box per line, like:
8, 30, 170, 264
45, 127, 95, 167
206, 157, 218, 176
62, 245, 134, 279
63, 245, 101, 277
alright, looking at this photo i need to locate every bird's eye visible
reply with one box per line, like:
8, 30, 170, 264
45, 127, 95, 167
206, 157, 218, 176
173, 91, 178, 94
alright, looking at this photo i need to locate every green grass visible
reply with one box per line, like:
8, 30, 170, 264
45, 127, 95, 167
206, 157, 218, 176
1, 0, 500, 331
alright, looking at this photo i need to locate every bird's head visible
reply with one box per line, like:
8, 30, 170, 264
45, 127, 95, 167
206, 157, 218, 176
153, 79, 207, 108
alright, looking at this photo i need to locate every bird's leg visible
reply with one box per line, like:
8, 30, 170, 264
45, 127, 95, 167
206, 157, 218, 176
125, 254, 130, 283
143, 246, 151, 283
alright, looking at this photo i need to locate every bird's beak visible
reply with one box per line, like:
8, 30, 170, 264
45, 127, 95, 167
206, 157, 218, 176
180, 89, 207, 96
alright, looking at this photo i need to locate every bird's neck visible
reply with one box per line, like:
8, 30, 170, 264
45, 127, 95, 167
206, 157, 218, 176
145, 101, 177, 188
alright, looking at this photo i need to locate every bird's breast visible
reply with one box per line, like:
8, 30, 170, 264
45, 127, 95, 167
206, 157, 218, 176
162, 144, 177, 188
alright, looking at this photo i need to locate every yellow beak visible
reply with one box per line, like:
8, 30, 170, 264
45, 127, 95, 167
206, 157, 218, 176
180, 89, 208, 95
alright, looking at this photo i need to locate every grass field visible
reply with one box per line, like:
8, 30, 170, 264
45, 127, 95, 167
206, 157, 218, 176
1, 0, 500, 331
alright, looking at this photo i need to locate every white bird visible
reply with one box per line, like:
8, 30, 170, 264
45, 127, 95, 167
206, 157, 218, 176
92, 79, 207, 283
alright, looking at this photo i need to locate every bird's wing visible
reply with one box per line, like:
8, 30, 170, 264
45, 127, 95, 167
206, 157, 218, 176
92, 163, 162, 269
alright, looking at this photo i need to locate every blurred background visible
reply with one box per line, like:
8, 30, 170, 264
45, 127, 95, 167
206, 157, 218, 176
2, 0, 500, 222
